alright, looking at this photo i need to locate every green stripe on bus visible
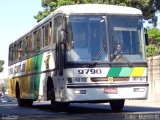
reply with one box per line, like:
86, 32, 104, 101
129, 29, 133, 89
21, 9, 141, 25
35, 54, 43, 92
107, 67, 122, 77
30, 54, 43, 98
119, 67, 133, 76
30, 56, 36, 97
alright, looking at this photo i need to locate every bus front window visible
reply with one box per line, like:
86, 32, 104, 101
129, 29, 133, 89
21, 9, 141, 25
66, 15, 108, 63
108, 16, 145, 63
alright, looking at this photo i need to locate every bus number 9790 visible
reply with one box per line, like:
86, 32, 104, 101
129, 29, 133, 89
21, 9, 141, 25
78, 69, 102, 74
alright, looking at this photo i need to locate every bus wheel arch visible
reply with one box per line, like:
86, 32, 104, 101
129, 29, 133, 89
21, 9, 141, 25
47, 76, 54, 101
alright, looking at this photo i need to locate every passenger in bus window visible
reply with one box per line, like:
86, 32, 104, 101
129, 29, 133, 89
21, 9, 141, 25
18, 48, 22, 60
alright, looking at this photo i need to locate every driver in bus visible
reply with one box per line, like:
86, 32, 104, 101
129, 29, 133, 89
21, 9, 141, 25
66, 40, 80, 61
114, 43, 123, 55
111, 43, 123, 62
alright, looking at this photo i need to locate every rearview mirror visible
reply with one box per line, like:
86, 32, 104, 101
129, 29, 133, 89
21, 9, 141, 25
145, 33, 149, 46
144, 28, 149, 46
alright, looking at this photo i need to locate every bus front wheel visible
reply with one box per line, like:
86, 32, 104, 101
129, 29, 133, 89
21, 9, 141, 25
50, 88, 69, 111
109, 99, 125, 112
18, 99, 33, 107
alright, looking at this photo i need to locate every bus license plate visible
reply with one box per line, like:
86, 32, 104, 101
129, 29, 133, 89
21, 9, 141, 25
104, 87, 118, 94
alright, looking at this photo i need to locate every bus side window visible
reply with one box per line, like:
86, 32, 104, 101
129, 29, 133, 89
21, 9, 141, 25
28, 35, 32, 53
34, 29, 41, 51
22, 38, 27, 56
44, 22, 52, 47
17, 41, 22, 60
33, 32, 36, 51
26, 37, 28, 55
37, 29, 41, 50
11, 47, 13, 62
15, 44, 18, 60
13, 44, 16, 61
28, 35, 32, 54
49, 22, 52, 45
9, 46, 13, 63
53, 15, 63, 44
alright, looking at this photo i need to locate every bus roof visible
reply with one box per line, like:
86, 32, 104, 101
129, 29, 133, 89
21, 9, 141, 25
54, 4, 142, 15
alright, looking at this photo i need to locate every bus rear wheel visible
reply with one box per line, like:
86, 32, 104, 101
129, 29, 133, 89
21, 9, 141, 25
16, 84, 33, 107
109, 99, 125, 112
17, 99, 25, 107
16, 84, 25, 107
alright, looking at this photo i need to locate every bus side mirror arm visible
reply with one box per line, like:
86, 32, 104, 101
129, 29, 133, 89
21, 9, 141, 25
144, 28, 149, 46
145, 34, 149, 46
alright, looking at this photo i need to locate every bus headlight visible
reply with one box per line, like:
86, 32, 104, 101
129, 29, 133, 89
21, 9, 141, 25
133, 88, 145, 92
131, 76, 147, 82
74, 90, 86, 94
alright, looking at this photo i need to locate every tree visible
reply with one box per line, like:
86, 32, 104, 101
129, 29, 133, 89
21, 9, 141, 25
146, 27, 160, 57
148, 27, 160, 45
34, 0, 160, 26
0, 79, 7, 95
146, 44, 160, 57
0, 60, 4, 72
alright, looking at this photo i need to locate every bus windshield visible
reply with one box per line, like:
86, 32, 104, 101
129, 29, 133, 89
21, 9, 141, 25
108, 16, 145, 63
66, 15, 108, 63
66, 15, 145, 63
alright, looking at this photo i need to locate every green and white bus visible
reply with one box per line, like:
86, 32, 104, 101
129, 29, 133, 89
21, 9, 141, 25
8, 4, 149, 111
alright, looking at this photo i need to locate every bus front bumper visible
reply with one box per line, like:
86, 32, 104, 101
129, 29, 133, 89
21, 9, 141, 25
65, 83, 149, 102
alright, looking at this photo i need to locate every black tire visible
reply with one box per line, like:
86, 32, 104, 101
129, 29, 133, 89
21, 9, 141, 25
50, 88, 60, 111
16, 83, 33, 107
110, 100, 125, 112
16, 84, 25, 107
51, 101, 69, 112
25, 99, 33, 107
17, 99, 26, 107
18, 99, 33, 107
50, 88, 69, 112
47, 77, 53, 100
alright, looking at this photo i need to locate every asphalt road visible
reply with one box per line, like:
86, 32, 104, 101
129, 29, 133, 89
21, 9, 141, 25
0, 101, 160, 120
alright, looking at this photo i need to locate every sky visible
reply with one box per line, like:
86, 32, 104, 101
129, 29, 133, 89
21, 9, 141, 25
0, 0, 42, 78
0, 1, 160, 78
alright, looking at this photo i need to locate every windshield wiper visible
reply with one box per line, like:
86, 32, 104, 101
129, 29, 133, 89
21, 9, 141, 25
112, 52, 132, 67
121, 54, 132, 67
96, 45, 107, 58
